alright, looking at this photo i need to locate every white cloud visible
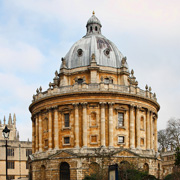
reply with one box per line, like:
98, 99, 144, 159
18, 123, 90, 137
0, 37, 45, 73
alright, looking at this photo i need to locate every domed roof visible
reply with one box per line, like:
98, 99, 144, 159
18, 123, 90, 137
62, 12, 128, 70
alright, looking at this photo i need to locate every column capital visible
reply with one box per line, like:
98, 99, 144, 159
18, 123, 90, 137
108, 102, 114, 106
99, 102, 106, 106
81, 102, 88, 107
130, 104, 135, 109
73, 103, 79, 107
136, 105, 141, 110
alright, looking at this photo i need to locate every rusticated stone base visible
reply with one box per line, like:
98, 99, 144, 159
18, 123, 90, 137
29, 148, 162, 180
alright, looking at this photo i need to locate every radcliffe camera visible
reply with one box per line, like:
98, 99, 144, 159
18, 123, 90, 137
0, 2, 180, 180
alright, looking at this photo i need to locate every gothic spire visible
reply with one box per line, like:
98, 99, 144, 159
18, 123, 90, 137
8, 113, 12, 125
4, 116, 6, 125
13, 113, 16, 126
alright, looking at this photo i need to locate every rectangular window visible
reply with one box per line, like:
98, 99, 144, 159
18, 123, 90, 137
7, 148, 14, 156
118, 113, 124, 127
91, 135, 97, 143
64, 113, 70, 127
118, 136, 124, 144
64, 137, 70, 144
26, 149, 32, 157
44, 139, 48, 147
7, 161, 15, 169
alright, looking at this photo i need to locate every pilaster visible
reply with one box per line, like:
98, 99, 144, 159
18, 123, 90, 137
54, 106, 59, 149
74, 103, 79, 148
100, 102, 106, 147
108, 102, 114, 148
38, 112, 43, 152
136, 106, 140, 149
35, 115, 39, 152
130, 104, 135, 149
82, 102, 88, 147
146, 109, 150, 150
48, 108, 53, 150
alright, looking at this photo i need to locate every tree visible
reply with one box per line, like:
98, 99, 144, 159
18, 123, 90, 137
158, 118, 180, 152
158, 129, 170, 152
166, 118, 180, 148
175, 146, 180, 166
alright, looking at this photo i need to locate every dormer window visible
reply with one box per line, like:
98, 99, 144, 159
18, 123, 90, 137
104, 48, 110, 56
77, 49, 83, 57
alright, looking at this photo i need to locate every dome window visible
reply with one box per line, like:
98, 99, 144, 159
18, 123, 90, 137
77, 78, 83, 84
77, 49, 83, 57
90, 26, 92, 32
104, 48, 110, 56
95, 26, 98, 31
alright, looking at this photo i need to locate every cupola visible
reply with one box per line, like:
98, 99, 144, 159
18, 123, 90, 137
86, 11, 102, 35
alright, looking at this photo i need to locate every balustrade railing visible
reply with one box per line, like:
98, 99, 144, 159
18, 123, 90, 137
33, 83, 157, 102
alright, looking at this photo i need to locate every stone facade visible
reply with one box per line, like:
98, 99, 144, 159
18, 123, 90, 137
29, 12, 161, 180
161, 151, 176, 178
0, 114, 32, 180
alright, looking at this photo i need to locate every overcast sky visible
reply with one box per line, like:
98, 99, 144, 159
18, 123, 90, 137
0, 0, 180, 141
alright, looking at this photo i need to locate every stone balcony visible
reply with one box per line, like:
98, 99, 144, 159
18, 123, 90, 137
32, 83, 157, 103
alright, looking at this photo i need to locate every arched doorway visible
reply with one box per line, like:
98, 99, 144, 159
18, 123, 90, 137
143, 163, 149, 173
41, 165, 46, 180
60, 162, 70, 180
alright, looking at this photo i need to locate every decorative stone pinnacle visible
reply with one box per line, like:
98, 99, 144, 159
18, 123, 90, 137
36, 88, 39, 94
121, 57, 127, 66
55, 70, 58, 77
39, 86, 42, 92
131, 69, 134, 76
145, 84, 148, 90
149, 86, 152, 92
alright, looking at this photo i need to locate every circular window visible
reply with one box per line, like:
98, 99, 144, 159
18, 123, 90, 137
104, 48, 110, 56
77, 49, 83, 56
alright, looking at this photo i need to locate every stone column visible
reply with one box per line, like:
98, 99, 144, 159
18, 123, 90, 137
130, 105, 135, 149
48, 108, 53, 150
100, 102, 106, 147
39, 113, 43, 152
146, 109, 150, 150
82, 103, 87, 147
54, 107, 59, 149
74, 103, 79, 148
136, 106, 140, 149
150, 112, 154, 150
154, 116, 158, 152
35, 115, 39, 152
32, 118, 35, 153
108, 102, 114, 148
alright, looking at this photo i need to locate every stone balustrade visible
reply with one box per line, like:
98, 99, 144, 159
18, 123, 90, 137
32, 83, 157, 102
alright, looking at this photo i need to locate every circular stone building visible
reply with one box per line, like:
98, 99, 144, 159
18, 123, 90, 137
29, 12, 161, 180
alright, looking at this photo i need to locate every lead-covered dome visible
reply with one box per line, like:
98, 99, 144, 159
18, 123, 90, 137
62, 12, 128, 70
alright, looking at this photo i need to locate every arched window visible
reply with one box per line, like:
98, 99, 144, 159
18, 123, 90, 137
95, 26, 98, 31
44, 118, 48, 131
90, 112, 97, 126
140, 116, 144, 130
41, 165, 46, 180
90, 26, 92, 32
60, 162, 70, 180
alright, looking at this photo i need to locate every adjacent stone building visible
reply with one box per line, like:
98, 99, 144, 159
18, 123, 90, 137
161, 151, 176, 178
0, 114, 32, 180
29, 12, 161, 180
